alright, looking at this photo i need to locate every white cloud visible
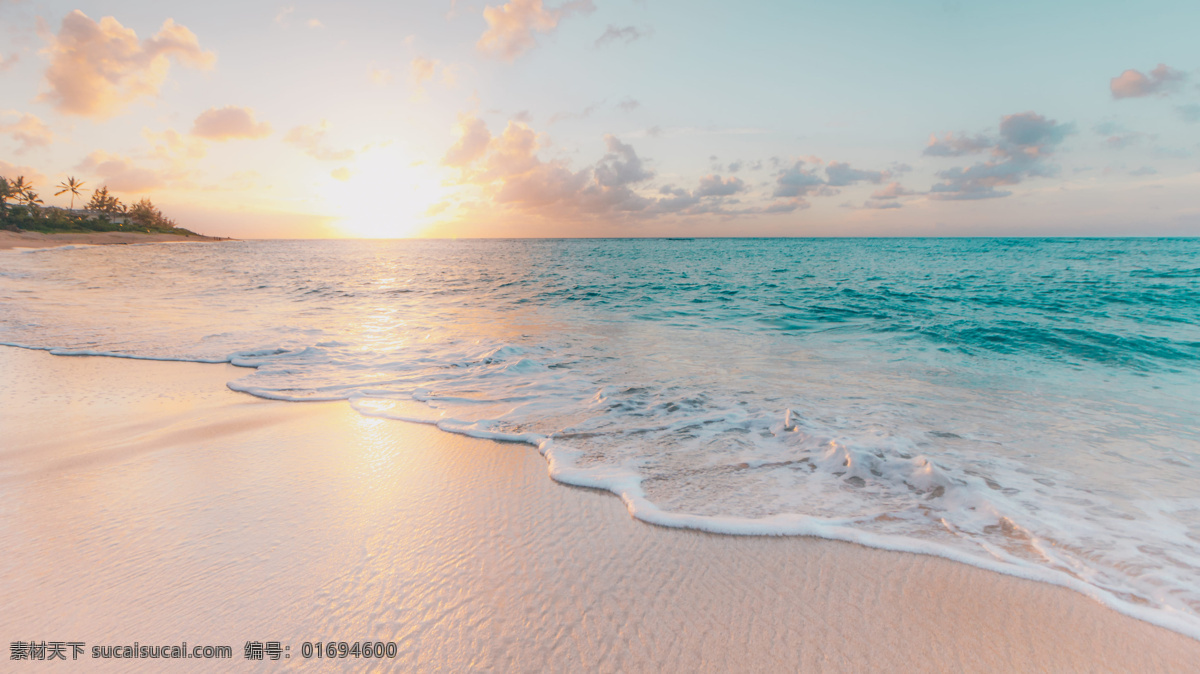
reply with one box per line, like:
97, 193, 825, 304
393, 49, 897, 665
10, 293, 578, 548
191, 106, 272, 141
477, 0, 594, 61
0, 112, 53, 153
441, 115, 806, 225
38, 10, 215, 118
1110, 64, 1186, 99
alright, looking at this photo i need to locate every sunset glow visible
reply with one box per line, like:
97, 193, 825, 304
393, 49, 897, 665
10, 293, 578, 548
321, 147, 448, 238
4, 2, 1200, 667
0, 1, 1197, 238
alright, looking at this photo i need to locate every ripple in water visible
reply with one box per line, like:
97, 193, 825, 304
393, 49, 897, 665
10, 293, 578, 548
2, 237, 1199, 637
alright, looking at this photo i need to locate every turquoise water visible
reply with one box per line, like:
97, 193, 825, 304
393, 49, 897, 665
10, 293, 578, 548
2, 238, 1199, 636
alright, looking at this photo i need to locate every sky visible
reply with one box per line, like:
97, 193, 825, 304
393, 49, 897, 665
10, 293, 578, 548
0, 0, 1198, 238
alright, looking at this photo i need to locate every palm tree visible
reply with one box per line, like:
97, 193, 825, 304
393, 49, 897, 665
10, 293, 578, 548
0, 177, 12, 216
55, 176, 86, 209
19, 185, 43, 215
10, 176, 30, 196
9, 176, 39, 214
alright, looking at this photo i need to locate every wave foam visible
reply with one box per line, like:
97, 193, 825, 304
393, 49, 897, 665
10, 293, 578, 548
3, 238, 1200, 640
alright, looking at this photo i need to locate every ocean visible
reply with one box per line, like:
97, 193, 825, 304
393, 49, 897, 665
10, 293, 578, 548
2, 237, 1198, 638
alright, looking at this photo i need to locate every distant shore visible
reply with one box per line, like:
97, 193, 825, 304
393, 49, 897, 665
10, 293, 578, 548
0, 229, 231, 250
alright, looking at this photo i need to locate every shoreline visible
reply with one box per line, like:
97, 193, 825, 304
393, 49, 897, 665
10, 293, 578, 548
3, 344, 1199, 671
358, 387, 1200, 641
0, 230, 231, 250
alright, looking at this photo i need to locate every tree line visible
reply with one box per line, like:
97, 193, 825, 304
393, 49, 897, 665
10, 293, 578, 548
0, 175, 198, 236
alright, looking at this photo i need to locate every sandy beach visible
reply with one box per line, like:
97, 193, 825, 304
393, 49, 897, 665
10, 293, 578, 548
1, 345, 1197, 672
3, 0, 1195, 668
0, 230, 226, 250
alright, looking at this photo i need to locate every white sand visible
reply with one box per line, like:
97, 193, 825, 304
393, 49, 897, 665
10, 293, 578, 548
0, 230, 224, 250
2, 345, 1198, 672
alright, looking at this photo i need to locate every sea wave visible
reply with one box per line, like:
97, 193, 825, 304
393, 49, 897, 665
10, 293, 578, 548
2, 237, 1199, 639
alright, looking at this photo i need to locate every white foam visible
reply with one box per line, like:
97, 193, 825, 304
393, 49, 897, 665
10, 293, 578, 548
3, 239, 1200, 642
1, 342, 229, 364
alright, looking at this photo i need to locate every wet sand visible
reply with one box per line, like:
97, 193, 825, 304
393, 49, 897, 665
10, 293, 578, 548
0, 230, 225, 250
1, 345, 1197, 672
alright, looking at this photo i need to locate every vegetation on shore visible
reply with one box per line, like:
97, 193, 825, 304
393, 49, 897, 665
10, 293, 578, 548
0, 176, 202, 237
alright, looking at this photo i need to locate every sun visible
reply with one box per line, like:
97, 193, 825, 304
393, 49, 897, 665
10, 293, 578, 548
321, 145, 448, 238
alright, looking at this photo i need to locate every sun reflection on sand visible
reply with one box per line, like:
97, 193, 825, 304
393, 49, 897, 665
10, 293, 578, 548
5, 347, 1200, 671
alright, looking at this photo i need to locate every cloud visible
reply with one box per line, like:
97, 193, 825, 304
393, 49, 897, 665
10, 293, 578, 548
468, 122, 592, 209
1130, 166, 1157, 176
870, 182, 916, 199
283, 121, 355, 161
331, 167, 352, 181
594, 25, 650, 48
0, 53, 18, 71
923, 132, 992, 157
998, 112, 1073, 149
594, 136, 653, 187
0, 112, 53, 153
1100, 131, 1149, 150
443, 115, 493, 167
1110, 64, 1186, 99
477, 0, 595, 61
929, 168, 1016, 200
772, 161, 825, 198
861, 200, 903, 210
75, 128, 205, 193
38, 10, 215, 118
857, 182, 917, 210
825, 161, 887, 186
768, 159, 884, 204
440, 115, 797, 225
306, 18, 323, 29
695, 174, 746, 197
190, 106, 271, 141
412, 57, 437, 84
1178, 104, 1200, 124
145, 128, 206, 164
548, 101, 602, 125
617, 97, 640, 113
274, 6, 294, 23
76, 151, 166, 193
761, 200, 804, 214
927, 111, 1074, 200
0, 160, 47, 187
